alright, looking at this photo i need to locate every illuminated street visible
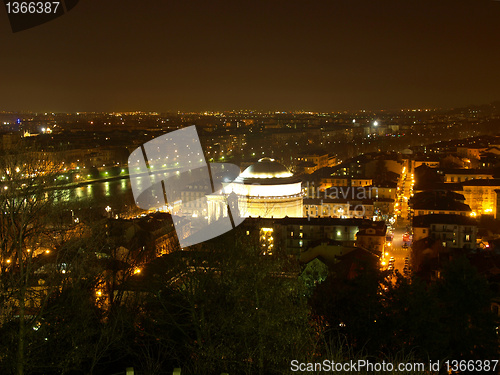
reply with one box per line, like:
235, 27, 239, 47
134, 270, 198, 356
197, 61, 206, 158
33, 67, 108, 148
396, 164, 414, 224
383, 163, 414, 275
387, 225, 411, 274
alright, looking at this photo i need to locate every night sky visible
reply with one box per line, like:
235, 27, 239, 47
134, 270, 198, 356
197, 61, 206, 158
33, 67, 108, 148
1, 0, 500, 112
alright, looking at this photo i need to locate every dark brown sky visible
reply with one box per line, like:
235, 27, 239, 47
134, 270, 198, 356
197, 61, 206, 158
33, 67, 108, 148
1, 0, 499, 112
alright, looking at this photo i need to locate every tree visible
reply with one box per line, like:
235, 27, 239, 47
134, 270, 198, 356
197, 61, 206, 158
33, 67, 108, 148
0, 147, 67, 375
311, 255, 500, 365
310, 260, 389, 355
137, 227, 315, 374
300, 258, 328, 296
377, 273, 447, 359
0, 213, 139, 375
432, 256, 499, 360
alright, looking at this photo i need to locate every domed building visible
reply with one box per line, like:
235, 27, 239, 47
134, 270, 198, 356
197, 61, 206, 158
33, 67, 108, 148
207, 157, 303, 222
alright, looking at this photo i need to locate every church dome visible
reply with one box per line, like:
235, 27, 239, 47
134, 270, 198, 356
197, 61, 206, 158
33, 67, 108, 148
239, 157, 293, 179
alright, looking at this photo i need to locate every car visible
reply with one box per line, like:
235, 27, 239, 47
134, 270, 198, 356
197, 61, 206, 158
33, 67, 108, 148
402, 243, 408, 248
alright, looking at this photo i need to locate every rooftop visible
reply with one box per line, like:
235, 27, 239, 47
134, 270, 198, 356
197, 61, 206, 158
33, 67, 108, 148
239, 157, 292, 179
439, 168, 495, 175
242, 216, 379, 228
412, 200, 471, 212
461, 178, 500, 187
413, 214, 477, 227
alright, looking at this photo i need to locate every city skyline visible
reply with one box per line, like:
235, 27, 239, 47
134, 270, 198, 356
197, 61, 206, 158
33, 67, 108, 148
1, 2, 500, 373
1, 0, 500, 112
0, 99, 498, 116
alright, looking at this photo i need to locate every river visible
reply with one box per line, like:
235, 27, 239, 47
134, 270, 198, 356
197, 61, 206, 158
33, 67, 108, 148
58, 177, 138, 215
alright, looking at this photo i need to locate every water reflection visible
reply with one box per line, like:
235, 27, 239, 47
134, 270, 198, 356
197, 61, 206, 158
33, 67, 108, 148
59, 178, 135, 211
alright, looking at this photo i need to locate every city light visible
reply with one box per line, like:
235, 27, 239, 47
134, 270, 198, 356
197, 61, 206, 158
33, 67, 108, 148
260, 227, 274, 255
0, 2, 497, 371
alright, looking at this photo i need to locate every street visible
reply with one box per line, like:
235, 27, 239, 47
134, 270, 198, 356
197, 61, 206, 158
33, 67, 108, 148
386, 225, 411, 274
382, 164, 414, 275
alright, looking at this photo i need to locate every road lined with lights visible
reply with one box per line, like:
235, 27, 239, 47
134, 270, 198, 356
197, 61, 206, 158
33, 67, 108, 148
382, 164, 414, 275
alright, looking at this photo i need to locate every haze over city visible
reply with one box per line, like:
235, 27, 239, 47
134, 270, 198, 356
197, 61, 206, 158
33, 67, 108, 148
2, 0, 500, 112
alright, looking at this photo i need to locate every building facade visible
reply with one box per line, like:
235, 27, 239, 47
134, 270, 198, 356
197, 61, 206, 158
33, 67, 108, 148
413, 214, 477, 250
207, 158, 303, 222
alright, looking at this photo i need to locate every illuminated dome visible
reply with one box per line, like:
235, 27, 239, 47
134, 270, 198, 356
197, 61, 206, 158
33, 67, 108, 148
239, 158, 293, 179
207, 157, 303, 220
